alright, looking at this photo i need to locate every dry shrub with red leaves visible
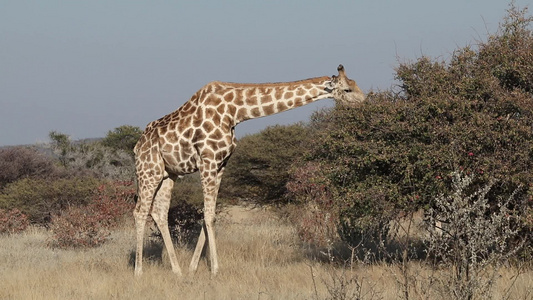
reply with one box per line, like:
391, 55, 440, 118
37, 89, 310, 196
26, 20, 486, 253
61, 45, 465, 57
49, 181, 135, 248
0, 208, 29, 234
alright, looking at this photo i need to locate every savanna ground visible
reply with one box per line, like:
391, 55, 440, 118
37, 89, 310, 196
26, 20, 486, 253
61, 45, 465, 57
1, 204, 531, 300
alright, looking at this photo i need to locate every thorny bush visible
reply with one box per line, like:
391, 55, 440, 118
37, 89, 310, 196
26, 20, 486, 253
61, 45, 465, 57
286, 4, 533, 250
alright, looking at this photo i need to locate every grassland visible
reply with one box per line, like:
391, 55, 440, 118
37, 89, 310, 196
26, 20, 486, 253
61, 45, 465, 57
0, 205, 531, 300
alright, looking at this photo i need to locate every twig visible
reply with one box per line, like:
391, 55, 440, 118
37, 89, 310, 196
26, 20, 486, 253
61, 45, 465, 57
309, 264, 319, 300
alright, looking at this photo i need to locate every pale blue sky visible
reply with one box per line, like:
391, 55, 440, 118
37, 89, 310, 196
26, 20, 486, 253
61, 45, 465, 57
0, 1, 529, 146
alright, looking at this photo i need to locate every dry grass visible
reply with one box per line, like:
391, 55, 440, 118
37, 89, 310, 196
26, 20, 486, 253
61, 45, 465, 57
0, 205, 531, 300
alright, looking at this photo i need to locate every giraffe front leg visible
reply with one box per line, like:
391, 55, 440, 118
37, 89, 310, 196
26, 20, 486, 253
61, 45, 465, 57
151, 176, 182, 276
193, 160, 224, 276
204, 200, 219, 275
189, 167, 225, 274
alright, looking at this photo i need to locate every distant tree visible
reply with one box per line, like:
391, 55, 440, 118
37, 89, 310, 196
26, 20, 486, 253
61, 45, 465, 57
101, 125, 143, 154
49, 131, 72, 166
48, 131, 71, 149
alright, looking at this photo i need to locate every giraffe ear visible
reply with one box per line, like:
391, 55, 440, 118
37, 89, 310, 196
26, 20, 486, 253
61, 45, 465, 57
324, 78, 334, 92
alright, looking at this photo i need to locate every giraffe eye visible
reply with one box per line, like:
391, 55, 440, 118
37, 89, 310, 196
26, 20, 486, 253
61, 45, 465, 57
344, 89, 352, 93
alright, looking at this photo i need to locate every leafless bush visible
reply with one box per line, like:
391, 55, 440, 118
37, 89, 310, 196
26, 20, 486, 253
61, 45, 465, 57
0, 146, 58, 188
424, 172, 526, 300
47, 131, 135, 181
322, 267, 383, 300
57, 142, 135, 180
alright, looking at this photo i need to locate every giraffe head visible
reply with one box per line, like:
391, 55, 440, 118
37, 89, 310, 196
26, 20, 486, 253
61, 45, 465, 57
328, 64, 365, 104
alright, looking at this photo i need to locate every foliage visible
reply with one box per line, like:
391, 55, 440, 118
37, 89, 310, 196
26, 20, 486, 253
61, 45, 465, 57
0, 208, 29, 234
220, 124, 310, 204
101, 125, 143, 155
49, 181, 135, 248
49, 203, 109, 248
170, 174, 205, 207
0, 132, 136, 227
482, 4, 533, 94
89, 181, 137, 227
0, 146, 58, 189
286, 4, 533, 247
47, 130, 135, 180
65, 141, 135, 180
0, 176, 102, 225
49, 131, 72, 167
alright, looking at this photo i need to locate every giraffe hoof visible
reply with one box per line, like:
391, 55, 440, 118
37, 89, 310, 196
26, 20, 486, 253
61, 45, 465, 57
172, 268, 183, 276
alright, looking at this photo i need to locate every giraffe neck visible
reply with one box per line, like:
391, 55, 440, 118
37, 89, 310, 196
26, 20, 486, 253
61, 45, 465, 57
211, 76, 332, 125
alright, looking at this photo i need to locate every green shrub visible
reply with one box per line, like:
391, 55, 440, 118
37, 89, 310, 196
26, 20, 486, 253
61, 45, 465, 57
68, 141, 135, 180
0, 176, 102, 225
220, 124, 310, 204
287, 5, 533, 248
101, 125, 143, 155
170, 174, 205, 207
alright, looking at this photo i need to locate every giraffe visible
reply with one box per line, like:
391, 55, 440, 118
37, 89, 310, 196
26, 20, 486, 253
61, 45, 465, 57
133, 64, 365, 276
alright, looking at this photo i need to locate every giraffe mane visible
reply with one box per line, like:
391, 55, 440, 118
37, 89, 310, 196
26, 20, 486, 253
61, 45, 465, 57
214, 76, 331, 88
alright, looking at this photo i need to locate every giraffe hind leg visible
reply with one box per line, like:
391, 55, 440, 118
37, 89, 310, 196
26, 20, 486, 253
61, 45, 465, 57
134, 177, 161, 276
133, 206, 147, 276
133, 148, 170, 276
151, 174, 182, 275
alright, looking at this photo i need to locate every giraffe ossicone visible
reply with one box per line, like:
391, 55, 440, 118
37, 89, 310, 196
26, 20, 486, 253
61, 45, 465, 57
133, 64, 365, 276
